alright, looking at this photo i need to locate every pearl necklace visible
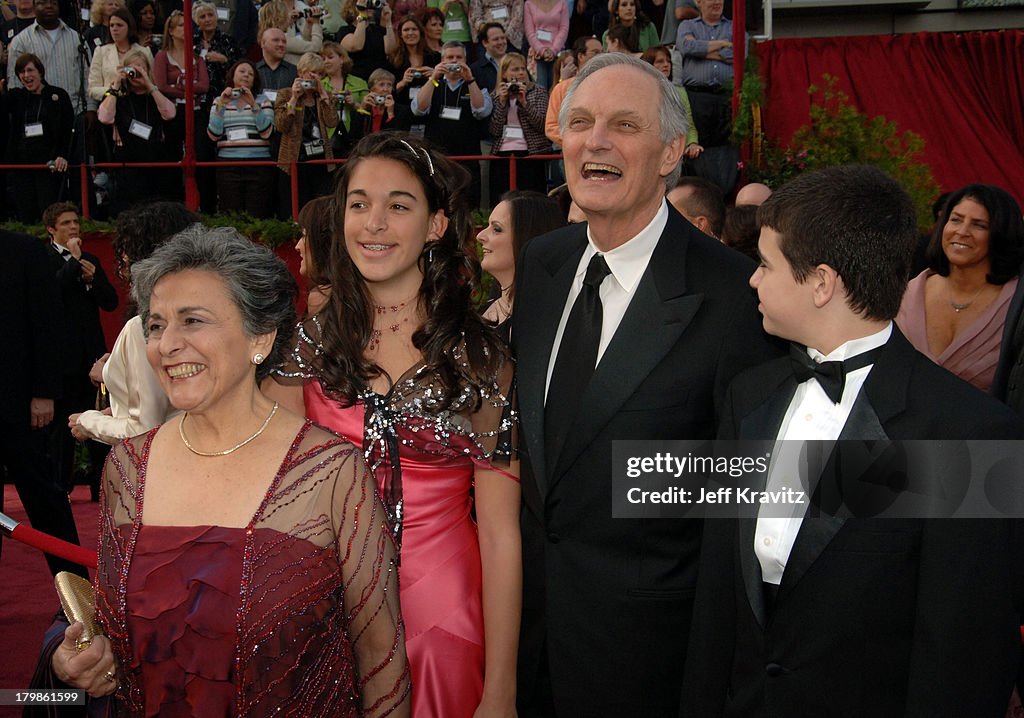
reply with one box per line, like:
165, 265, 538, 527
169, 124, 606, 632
179, 402, 279, 457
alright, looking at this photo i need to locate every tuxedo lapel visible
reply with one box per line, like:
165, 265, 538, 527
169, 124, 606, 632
548, 213, 702, 489
738, 513, 767, 628
739, 376, 794, 443
734, 361, 796, 626
516, 229, 587, 498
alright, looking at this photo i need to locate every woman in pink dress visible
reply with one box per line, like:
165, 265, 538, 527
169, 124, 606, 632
272, 133, 521, 718
896, 184, 1024, 392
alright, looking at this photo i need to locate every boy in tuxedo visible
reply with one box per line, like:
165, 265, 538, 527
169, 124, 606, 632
682, 164, 1024, 718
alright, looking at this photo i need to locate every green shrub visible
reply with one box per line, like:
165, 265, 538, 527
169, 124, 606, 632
741, 73, 941, 231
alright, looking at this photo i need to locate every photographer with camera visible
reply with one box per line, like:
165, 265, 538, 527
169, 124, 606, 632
87, 8, 152, 109
208, 59, 277, 216
332, 66, 405, 155
489, 50, 547, 194
321, 40, 366, 134
339, 0, 395, 81
387, 14, 438, 111
129, 0, 160, 51
97, 49, 176, 213
412, 40, 490, 206
275, 51, 338, 206
258, 0, 325, 66
1, 53, 74, 221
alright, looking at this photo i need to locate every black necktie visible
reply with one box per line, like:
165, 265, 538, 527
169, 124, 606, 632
545, 253, 612, 471
789, 343, 884, 404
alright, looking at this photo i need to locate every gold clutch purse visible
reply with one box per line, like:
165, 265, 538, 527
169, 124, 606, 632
54, 572, 103, 650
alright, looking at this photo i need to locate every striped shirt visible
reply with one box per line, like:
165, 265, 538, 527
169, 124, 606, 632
676, 16, 737, 88
6, 21, 85, 114
208, 94, 275, 158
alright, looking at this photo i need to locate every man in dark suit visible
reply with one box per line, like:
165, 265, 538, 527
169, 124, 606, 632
0, 230, 87, 578
42, 202, 118, 494
512, 53, 777, 717
682, 165, 1024, 717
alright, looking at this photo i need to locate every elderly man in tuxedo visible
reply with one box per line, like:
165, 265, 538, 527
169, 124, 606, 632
683, 164, 1024, 717
512, 52, 777, 717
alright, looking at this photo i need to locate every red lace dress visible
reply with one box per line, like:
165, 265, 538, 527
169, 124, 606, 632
95, 421, 411, 718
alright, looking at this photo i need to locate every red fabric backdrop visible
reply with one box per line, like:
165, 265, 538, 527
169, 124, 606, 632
756, 30, 1024, 206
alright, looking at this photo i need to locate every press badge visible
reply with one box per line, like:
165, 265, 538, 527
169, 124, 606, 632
445, 18, 463, 31
502, 126, 524, 141
440, 105, 462, 120
129, 119, 153, 140
536, 28, 552, 42
490, 5, 508, 19
216, 6, 230, 19
200, 47, 209, 58
265, 90, 278, 102
303, 140, 325, 156
25, 122, 44, 137
227, 127, 249, 141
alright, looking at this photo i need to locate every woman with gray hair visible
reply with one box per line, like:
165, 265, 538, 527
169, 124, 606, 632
51, 227, 411, 717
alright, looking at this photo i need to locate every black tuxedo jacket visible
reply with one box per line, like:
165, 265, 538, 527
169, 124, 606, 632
0, 232, 63, 423
992, 270, 1024, 409
512, 207, 779, 716
683, 329, 1024, 718
47, 244, 118, 376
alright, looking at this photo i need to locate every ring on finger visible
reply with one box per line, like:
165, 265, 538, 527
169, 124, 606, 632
104, 670, 116, 682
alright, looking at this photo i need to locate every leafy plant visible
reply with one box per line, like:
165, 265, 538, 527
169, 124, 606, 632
746, 74, 941, 230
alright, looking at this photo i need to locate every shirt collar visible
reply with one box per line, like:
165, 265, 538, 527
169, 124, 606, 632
808, 322, 892, 363
582, 199, 668, 294
33, 20, 68, 33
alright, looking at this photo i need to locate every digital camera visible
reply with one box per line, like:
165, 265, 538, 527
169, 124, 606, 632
231, 88, 242, 98
123, 66, 139, 80
300, 79, 316, 90
411, 70, 424, 80
446, 63, 461, 73
507, 82, 520, 94
374, 94, 387, 104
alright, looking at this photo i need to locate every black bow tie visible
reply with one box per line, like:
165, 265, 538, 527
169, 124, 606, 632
789, 344, 884, 404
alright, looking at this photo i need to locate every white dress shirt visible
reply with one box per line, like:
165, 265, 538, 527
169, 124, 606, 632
755, 323, 892, 584
544, 200, 669, 401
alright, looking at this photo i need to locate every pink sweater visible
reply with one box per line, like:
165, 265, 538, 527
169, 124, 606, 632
524, 0, 568, 53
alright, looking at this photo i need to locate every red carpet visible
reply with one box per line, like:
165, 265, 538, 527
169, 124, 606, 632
0, 486, 98, 718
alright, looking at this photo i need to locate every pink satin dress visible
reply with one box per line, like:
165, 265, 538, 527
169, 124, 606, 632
305, 380, 487, 718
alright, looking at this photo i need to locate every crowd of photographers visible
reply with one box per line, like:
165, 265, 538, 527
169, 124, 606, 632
0, 0, 738, 221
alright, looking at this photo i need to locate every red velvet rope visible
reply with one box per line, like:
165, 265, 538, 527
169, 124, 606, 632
4, 519, 98, 570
